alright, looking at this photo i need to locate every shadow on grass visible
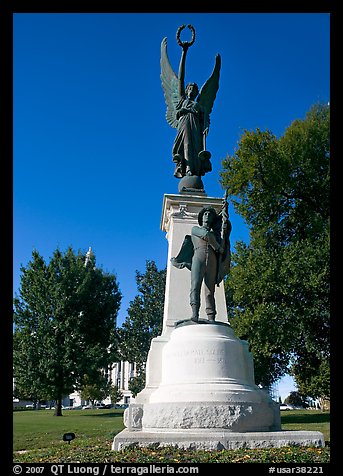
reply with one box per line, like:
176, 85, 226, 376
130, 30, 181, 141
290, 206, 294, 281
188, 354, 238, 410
79, 411, 124, 418
281, 411, 330, 425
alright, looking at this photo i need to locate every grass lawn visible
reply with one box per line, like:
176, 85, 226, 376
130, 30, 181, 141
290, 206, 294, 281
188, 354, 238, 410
13, 409, 330, 463
13, 408, 125, 452
281, 409, 330, 443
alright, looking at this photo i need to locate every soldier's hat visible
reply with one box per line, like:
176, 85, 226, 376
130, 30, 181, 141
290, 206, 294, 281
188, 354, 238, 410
198, 207, 217, 226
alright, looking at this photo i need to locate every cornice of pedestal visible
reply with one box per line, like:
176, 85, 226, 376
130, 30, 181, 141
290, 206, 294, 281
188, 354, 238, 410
161, 193, 224, 233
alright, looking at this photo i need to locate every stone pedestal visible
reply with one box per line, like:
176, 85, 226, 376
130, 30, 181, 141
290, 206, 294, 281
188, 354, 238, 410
134, 322, 280, 433
113, 429, 325, 451
161, 193, 229, 333
112, 192, 325, 451
131, 193, 228, 405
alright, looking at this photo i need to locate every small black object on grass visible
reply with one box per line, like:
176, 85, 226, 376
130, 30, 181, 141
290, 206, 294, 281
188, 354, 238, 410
63, 432, 76, 444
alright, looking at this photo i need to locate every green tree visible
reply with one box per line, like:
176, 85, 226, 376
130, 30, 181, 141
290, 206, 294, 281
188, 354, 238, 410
284, 391, 307, 408
128, 372, 146, 398
291, 350, 330, 404
109, 384, 123, 405
13, 247, 122, 416
220, 104, 330, 397
80, 372, 111, 405
119, 260, 166, 395
13, 330, 47, 407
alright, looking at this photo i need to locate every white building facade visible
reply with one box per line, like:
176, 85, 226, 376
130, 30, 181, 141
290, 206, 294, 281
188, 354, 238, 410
65, 360, 137, 408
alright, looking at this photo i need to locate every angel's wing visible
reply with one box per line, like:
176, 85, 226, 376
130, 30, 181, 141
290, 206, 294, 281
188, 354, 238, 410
160, 37, 179, 129
197, 54, 221, 117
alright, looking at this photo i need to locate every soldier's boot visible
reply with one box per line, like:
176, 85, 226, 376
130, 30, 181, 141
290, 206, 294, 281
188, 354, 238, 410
190, 304, 199, 322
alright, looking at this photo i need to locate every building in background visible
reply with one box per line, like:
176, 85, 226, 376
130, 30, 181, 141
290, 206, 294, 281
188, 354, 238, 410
66, 361, 137, 408
13, 360, 137, 408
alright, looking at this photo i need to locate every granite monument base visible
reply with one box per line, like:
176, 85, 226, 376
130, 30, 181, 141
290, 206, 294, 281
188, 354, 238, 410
112, 429, 325, 451
112, 322, 325, 451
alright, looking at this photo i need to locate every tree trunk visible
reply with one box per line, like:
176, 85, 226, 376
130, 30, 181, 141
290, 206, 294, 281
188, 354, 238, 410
54, 396, 63, 416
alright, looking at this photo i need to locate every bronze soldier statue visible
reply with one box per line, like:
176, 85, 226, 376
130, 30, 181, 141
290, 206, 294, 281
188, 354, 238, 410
171, 193, 231, 322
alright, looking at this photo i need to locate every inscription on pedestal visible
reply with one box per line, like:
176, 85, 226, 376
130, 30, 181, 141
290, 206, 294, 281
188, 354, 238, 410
166, 347, 226, 365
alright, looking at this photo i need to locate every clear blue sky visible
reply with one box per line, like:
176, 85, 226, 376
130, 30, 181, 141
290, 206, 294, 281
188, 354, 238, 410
13, 13, 330, 400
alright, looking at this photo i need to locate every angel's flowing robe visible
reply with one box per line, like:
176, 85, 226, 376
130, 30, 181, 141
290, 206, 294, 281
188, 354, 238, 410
172, 97, 209, 177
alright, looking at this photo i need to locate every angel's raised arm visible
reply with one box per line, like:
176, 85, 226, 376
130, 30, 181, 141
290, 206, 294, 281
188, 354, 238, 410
177, 45, 188, 98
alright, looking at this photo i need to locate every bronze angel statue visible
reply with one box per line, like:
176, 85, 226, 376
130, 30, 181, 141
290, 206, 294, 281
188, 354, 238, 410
160, 25, 221, 181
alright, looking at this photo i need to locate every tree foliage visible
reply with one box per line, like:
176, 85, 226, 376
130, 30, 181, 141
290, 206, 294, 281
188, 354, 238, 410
109, 384, 124, 405
128, 373, 146, 398
80, 373, 111, 405
13, 247, 122, 415
284, 391, 308, 408
118, 260, 166, 395
220, 104, 330, 397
